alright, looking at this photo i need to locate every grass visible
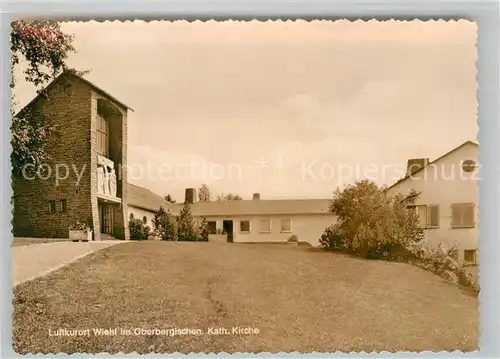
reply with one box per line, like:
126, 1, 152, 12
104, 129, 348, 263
13, 241, 478, 354
11, 238, 71, 247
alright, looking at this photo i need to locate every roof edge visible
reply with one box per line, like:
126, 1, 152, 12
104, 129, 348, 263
14, 71, 133, 117
386, 140, 478, 190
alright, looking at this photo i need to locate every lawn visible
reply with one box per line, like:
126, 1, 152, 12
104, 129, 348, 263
12, 238, 71, 247
13, 241, 478, 354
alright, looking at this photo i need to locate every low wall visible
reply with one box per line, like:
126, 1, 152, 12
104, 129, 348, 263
208, 234, 227, 243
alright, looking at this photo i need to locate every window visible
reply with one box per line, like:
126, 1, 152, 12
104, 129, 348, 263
207, 221, 217, 234
142, 216, 147, 224
407, 205, 439, 229
280, 218, 292, 233
464, 250, 477, 264
61, 199, 68, 213
451, 203, 475, 228
240, 220, 250, 233
259, 218, 271, 233
96, 113, 109, 157
49, 200, 56, 213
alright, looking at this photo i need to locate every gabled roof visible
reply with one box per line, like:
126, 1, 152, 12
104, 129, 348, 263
16, 71, 133, 116
127, 183, 170, 212
126, 183, 332, 216
387, 140, 478, 190
167, 198, 332, 217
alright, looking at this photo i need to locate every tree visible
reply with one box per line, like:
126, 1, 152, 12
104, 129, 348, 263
319, 179, 424, 259
152, 206, 177, 241
177, 202, 197, 241
216, 193, 243, 201
11, 21, 86, 177
197, 218, 210, 242
198, 184, 211, 202
164, 194, 176, 203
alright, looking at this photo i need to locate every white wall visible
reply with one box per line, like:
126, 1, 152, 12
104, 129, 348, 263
197, 214, 336, 246
127, 206, 156, 231
386, 143, 479, 263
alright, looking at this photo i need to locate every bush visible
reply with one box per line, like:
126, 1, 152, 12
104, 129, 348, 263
407, 241, 477, 289
320, 180, 423, 257
197, 218, 209, 242
286, 234, 298, 242
129, 218, 150, 240
319, 225, 345, 250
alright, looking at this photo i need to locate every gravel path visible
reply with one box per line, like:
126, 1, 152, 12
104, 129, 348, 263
13, 241, 478, 354
12, 241, 125, 286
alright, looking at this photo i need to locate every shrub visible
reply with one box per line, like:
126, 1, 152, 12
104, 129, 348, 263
129, 218, 150, 240
152, 206, 177, 241
286, 234, 298, 242
406, 241, 477, 289
319, 225, 345, 250
321, 180, 424, 257
197, 218, 210, 242
68, 221, 91, 232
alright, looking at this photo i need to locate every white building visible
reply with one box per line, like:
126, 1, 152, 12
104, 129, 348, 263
386, 141, 479, 264
126, 186, 335, 246
127, 183, 167, 232
174, 190, 335, 246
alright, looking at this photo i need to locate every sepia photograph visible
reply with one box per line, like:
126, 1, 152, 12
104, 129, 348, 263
10, 19, 479, 354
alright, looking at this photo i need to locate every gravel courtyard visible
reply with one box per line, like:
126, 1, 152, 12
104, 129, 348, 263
13, 241, 478, 354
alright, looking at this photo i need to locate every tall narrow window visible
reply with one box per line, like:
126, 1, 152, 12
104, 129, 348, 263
49, 200, 56, 213
61, 199, 68, 212
96, 113, 109, 157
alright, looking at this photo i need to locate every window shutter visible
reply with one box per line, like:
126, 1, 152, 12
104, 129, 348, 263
428, 205, 439, 227
451, 204, 460, 227
463, 204, 475, 227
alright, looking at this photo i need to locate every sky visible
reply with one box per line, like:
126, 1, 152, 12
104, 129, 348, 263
14, 20, 478, 201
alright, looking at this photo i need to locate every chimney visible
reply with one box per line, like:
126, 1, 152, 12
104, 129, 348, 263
406, 158, 429, 176
185, 188, 197, 204
252, 193, 260, 200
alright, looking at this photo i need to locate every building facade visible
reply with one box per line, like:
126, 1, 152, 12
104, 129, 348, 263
167, 189, 336, 246
12, 72, 131, 241
386, 141, 479, 264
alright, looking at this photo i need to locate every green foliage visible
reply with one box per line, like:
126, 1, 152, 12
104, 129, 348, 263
163, 194, 176, 203
10, 21, 88, 176
68, 221, 91, 232
407, 241, 477, 289
216, 193, 243, 201
286, 234, 298, 242
177, 202, 197, 241
129, 218, 150, 240
152, 206, 177, 241
198, 184, 211, 202
320, 180, 424, 259
11, 108, 58, 178
319, 224, 344, 250
197, 218, 210, 242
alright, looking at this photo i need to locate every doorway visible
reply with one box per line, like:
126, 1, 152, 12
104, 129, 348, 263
222, 220, 233, 243
99, 204, 113, 235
